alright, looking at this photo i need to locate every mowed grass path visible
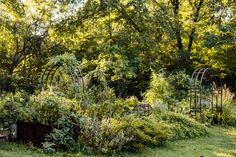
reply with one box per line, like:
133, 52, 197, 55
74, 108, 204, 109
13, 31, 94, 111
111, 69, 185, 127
0, 126, 235, 157
128, 126, 236, 157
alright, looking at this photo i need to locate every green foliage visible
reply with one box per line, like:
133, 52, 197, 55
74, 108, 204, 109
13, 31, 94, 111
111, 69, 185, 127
144, 70, 190, 111
41, 103, 209, 155
27, 90, 78, 125
122, 115, 169, 152
167, 71, 190, 101
0, 91, 29, 128
0, 0, 64, 92
78, 116, 130, 154
1, 0, 236, 155
77, 114, 169, 154
85, 96, 137, 118
200, 86, 236, 126
218, 86, 236, 126
42, 112, 81, 153
144, 72, 171, 107
0, 0, 236, 97
159, 112, 208, 140
42, 54, 117, 109
42, 142, 56, 154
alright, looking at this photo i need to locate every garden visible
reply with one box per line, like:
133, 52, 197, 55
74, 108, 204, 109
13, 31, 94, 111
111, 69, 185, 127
0, 54, 236, 156
0, 0, 236, 156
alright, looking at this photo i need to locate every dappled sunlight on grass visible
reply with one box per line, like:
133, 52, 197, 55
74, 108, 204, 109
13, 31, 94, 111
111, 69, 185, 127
126, 126, 236, 157
216, 152, 235, 157
214, 127, 236, 157
0, 126, 236, 157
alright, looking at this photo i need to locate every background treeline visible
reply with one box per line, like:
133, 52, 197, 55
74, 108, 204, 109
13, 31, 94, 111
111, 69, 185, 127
0, 0, 235, 97
1, 1, 236, 154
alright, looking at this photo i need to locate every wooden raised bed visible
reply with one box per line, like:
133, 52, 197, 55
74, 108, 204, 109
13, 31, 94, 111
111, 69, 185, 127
16, 121, 53, 147
0, 134, 7, 141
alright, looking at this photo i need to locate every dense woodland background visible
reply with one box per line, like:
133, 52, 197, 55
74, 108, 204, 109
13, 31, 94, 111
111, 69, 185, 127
1, 1, 236, 155
0, 0, 235, 97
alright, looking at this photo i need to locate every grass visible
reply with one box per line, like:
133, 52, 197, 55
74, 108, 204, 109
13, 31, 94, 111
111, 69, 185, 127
0, 142, 60, 157
127, 126, 236, 157
0, 142, 82, 157
0, 126, 236, 157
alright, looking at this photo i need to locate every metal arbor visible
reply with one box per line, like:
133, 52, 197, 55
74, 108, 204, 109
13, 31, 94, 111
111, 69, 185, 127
40, 61, 84, 91
41, 62, 63, 89
189, 68, 223, 121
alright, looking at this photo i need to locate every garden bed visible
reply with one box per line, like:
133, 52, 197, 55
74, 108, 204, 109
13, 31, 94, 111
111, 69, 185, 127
16, 121, 53, 147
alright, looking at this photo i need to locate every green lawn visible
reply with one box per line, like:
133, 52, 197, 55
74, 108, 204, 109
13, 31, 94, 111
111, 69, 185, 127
0, 142, 80, 157
0, 126, 235, 157
128, 126, 236, 157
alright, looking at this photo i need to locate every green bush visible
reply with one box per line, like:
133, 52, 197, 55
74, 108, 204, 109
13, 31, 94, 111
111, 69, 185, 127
78, 116, 131, 154
144, 72, 171, 107
0, 91, 30, 128
122, 115, 169, 152
42, 113, 169, 154
41, 97, 208, 155
77, 114, 169, 154
42, 112, 81, 153
221, 103, 236, 126
202, 86, 236, 126
220, 86, 236, 126
85, 97, 136, 118
167, 71, 190, 101
144, 71, 190, 111
27, 90, 79, 125
159, 112, 208, 140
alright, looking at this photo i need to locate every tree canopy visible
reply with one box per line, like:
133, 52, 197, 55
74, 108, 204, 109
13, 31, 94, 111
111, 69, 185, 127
0, 0, 235, 97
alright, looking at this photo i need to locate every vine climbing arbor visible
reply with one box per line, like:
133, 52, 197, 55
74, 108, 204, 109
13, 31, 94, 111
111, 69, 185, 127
40, 54, 85, 91
189, 68, 223, 121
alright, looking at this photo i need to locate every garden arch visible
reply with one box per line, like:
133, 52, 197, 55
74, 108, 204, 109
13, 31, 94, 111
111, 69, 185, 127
41, 62, 63, 89
40, 57, 85, 91
189, 68, 223, 121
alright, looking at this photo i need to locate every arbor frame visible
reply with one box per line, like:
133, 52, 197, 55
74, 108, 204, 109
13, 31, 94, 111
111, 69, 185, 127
40, 61, 84, 91
189, 68, 223, 121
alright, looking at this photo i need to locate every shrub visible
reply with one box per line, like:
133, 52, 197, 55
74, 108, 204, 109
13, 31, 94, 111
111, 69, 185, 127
159, 112, 208, 140
43, 113, 170, 154
167, 71, 190, 101
27, 90, 79, 125
203, 85, 236, 126
78, 114, 169, 154
42, 112, 81, 153
220, 85, 236, 126
144, 72, 171, 107
144, 71, 190, 111
78, 116, 131, 154
122, 115, 169, 152
0, 91, 30, 128
220, 105, 236, 126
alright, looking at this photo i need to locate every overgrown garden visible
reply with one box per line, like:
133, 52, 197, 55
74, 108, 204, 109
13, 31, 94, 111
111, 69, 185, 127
0, 0, 236, 156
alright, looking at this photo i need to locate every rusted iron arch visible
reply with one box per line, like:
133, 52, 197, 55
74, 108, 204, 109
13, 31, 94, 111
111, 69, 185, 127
190, 68, 205, 118
190, 67, 222, 97
190, 68, 201, 85
204, 68, 223, 110
41, 62, 63, 89
194, 68, 205, 87
190, 68, 199, 114
199, 68, 220, 118
199, 68, 222, 94
49, 64, 62, 85
189, 67, 223, 121
204, 68, 223, 114
40, 62, 85, 92
190, 68, 222, 89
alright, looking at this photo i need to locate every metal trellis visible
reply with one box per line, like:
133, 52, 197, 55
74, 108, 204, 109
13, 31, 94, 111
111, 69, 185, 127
189, 68, 223, 121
